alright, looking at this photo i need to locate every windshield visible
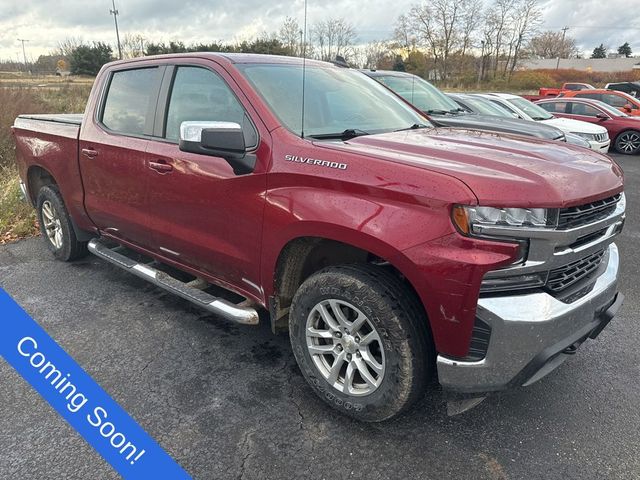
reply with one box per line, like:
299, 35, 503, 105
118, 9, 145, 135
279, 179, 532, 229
507, 97, 554, 121
456, 95, 512, 117
373, 74, 460, 113
237, 64, 430, 137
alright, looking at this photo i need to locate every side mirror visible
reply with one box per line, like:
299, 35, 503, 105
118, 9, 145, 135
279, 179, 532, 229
623, 104, 633, 112
596, 113, 609, 120
179, 121, 256, 175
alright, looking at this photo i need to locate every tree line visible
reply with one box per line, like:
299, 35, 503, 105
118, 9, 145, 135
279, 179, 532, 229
22, 2, 636, 85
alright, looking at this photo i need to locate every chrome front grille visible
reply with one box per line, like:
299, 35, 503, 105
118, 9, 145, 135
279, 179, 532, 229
546, 249, 605, 292
558, 194, 621, 229
594, 133, 609, 142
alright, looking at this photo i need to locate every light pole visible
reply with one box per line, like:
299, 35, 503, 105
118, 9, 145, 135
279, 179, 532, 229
17, 38, 29, 72
110, 0, 122, 60
555, 26, 569, 70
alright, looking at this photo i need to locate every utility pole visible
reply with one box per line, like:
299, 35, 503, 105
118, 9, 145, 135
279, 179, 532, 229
555, 26, 569, 70
17, 38, 29, 72
110, 0, 122, 60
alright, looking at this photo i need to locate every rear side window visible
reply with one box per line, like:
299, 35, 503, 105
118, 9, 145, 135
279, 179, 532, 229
602, 93, 629, 108
539, 102, 567, 113
569, 102, 600, 117
165, 66, 246, 141
102, 68, 158, 135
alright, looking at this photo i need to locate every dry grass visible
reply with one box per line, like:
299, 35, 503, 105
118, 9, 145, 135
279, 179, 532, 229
0, 80, 92, 244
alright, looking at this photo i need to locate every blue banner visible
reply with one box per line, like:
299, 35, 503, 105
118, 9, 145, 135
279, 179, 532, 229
0, 288, 191, 479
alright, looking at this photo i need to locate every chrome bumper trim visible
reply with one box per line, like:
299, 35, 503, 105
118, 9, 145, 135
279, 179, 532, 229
437, 243, 620, 393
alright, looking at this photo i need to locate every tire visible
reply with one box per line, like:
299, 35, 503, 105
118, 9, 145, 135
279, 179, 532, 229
614, 130, 640, 155
36, 185, 88, 261
289, 264, 432, 422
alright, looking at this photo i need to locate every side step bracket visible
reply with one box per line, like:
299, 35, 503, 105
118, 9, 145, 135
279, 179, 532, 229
88, 238, 259, 325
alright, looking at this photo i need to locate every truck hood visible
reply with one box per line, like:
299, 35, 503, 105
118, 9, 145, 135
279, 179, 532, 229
320, 128, 623, 207
540, 117, 608, 134
430, 113, 564, 140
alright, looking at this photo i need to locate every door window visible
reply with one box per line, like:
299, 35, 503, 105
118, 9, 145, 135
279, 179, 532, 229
102, 68, 159, 135
165, 66, 248, 142
602, 93, 631, 108
569, 102, 600, 117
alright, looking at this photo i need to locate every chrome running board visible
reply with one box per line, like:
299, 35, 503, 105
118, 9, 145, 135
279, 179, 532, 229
88, 238, 259, 325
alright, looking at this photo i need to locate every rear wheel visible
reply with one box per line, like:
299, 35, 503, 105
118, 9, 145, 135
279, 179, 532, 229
36, 185, 88, 261
289, 264, 432, 422
614, 130, 640, 155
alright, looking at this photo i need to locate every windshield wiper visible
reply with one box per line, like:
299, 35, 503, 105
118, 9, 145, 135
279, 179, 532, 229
531, 116, 548, 121
307, 129, 370, 140
394, 123, 429, 132
425, 109, 451, 115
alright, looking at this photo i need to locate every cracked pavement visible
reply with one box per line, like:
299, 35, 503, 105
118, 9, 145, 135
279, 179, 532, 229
1, 153, 639, 479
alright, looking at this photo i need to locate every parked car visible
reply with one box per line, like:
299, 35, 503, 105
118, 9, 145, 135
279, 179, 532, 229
605, 81, 640, 98
560, 89, 640, 116
473, 93, 611, 152
536, 97, 640, 155
362, 70, 567, 142
523, 82, 595, 102
449, 93, 592, 148
12, 53, 625, 421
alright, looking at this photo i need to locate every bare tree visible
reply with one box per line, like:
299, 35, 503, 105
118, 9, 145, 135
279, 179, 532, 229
279, 16, 303, 56
394, 14, 417, 53
406, 0, 480, 80
311, 18, 357, 62
121, 33, 146, 59
528, 30, 578, 59
505, 0, 542, 75
55, 37, 84, 57
359, 41, 394, 69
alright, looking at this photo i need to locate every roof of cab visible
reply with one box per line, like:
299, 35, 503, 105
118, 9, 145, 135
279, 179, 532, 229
104, 52, 333, 68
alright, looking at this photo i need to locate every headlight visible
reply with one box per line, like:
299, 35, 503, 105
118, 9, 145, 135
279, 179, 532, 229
570, 132, 596, 141
452, 205, 554, 236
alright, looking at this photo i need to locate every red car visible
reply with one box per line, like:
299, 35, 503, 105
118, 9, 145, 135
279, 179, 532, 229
560, 89, 640, 116
536, 97, 640, 154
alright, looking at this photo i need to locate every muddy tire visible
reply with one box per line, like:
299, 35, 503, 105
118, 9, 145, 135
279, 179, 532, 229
289, 264, 432, 422
36, 185, 88, 261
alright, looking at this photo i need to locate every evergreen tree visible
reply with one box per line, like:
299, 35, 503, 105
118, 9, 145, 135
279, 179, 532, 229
70, 43, 113, 75
618, 42, 632, 58
591, 44, 607, 59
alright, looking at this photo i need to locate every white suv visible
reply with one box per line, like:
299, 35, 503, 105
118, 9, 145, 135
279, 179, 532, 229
474, 93, 611, 153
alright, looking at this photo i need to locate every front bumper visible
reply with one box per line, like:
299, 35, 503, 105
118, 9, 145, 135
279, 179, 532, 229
437, 242, 622, 393
588, 139, 610, 153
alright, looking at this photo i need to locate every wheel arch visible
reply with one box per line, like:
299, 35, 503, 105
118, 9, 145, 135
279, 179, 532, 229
266, 230, 431, 339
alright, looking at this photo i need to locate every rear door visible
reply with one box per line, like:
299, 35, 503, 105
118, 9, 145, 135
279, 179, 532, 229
564, 101, 605, 125
79, 65, 164, 248
143, 61, 268, 300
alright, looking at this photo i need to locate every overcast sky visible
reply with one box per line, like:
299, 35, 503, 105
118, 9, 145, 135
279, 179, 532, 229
1, 0, 639, 62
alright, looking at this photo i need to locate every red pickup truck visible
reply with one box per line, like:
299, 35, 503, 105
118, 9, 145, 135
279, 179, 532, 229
524, 82, 595, 102
12, 53, 625, 421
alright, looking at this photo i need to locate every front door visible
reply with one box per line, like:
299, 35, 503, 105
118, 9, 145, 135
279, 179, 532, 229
143, 63, 268, 300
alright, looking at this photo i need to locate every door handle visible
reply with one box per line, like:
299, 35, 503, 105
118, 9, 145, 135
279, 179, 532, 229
148, 160, 173, 173
81, 148, 98, 159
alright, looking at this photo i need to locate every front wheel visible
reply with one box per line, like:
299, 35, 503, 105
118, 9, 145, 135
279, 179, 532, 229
36, 185, 88, 261
289, 264, 432, 422
615, 130, 640, 155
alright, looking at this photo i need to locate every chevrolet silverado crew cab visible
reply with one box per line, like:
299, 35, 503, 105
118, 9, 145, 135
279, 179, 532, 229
13, 54, 625, 421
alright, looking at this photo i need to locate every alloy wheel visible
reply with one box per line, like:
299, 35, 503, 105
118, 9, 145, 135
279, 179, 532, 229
41, 200, 63, 249
618, 131, 640, 154
305, 299, 385, 396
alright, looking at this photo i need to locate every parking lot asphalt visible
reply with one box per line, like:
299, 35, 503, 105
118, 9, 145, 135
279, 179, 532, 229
1, 153, 639, 480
